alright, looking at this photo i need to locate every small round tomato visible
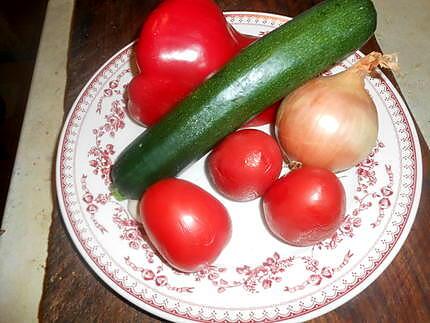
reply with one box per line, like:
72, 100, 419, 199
263, 167, 345, 246
140, 178, 231, 272
208, 129, 282, 201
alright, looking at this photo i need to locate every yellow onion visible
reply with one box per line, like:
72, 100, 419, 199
276, 52, 398, 172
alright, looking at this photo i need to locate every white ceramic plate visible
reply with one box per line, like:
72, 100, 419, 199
56, 12, 423, 322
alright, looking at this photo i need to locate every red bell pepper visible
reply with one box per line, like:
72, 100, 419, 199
128, 0, 279, 127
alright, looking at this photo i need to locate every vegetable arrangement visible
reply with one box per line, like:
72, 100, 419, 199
109, 0, 392, 272
110, 0, 377, 201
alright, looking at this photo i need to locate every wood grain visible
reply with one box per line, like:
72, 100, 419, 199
39, 1, 430, 322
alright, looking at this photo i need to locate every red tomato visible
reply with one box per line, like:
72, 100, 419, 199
140, 178, 231, 272
208, 129, 283, 201
263, 167, 345, 246
243, 102, 280, 127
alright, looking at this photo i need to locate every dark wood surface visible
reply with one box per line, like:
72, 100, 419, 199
39, 1, 430, 322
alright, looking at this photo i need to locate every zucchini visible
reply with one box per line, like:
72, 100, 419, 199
111, 0, 377, 200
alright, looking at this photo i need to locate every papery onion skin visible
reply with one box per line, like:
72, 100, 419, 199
276, 69, 378, 172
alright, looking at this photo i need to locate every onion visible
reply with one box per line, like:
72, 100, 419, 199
276, 52, 398, 172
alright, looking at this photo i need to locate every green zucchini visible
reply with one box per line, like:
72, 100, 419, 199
111, 0, 377, 200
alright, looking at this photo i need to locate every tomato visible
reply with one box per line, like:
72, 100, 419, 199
208, 129, 283, 201
262, 167, 345, 246
140, 178, 231, 272
243, 102, 280, 127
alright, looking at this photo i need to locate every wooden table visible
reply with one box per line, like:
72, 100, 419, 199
39, 1, 430, 322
